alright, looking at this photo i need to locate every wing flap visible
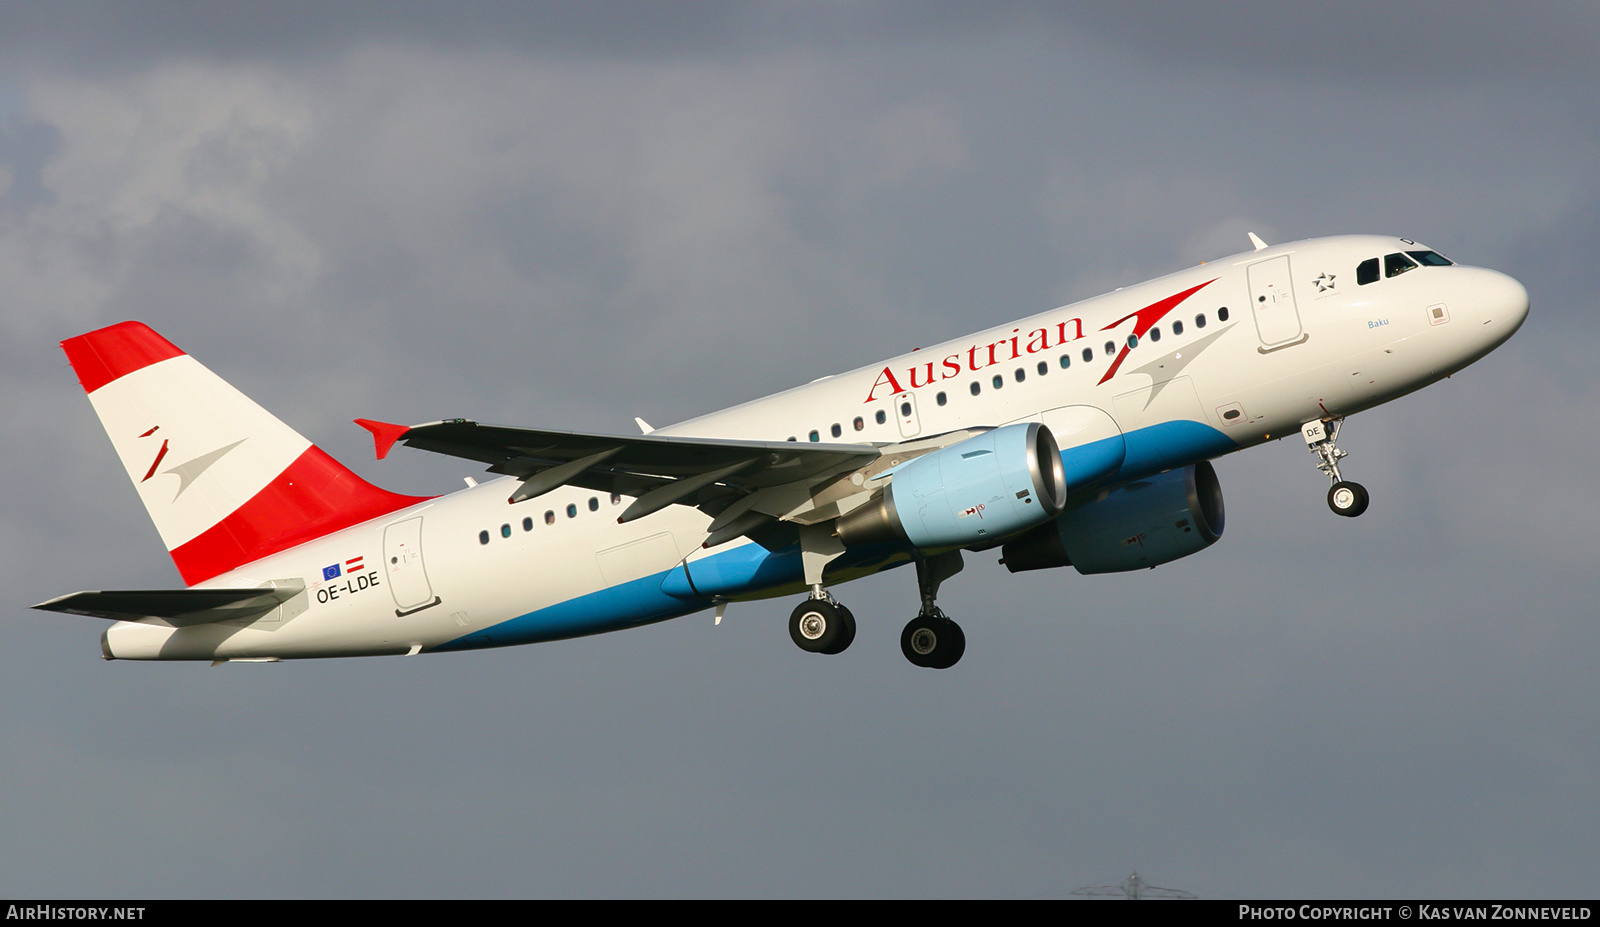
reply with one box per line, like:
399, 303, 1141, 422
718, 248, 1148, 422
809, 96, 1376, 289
388, 420, 880, 518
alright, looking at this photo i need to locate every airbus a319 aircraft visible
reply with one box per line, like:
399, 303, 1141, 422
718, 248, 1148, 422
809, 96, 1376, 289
36, 234, 1528, 668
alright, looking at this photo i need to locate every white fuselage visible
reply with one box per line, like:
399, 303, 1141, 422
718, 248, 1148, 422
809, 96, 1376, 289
102, 235, 1528, 660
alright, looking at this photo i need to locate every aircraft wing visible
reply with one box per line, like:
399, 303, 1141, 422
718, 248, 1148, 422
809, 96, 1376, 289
34, 583, 306, 628
364, 418, 886, 544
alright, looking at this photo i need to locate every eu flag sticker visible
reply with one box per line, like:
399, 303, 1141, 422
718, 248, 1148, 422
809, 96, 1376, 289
323, 563, 342, 581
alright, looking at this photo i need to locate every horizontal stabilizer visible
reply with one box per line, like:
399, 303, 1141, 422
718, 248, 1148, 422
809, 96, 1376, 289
34, 582, 305, 628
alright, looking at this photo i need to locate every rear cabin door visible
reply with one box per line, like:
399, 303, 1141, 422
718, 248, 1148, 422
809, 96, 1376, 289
384, 516, 440, 616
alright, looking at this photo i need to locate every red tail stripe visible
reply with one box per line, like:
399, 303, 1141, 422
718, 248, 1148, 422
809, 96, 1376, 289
62, 321, 186, 394
169, 446, 432, 585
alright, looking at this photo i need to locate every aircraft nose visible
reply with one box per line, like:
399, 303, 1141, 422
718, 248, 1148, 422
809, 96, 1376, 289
1477, 268, 1529, 336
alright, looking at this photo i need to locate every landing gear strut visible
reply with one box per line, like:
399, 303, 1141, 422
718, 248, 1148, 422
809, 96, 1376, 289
1302, 417, 1369, 517
900, 551, 965, 669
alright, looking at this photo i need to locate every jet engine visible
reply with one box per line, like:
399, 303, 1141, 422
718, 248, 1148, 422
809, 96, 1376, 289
837, 422, 1067, 549
1000, 461, 1224, 574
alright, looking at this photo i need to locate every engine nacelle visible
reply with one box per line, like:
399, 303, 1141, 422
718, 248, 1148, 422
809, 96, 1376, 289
837, 422, 1067, 549
1000, 461, 1224, 574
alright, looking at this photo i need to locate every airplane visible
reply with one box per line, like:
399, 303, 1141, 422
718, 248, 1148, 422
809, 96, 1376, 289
34, 234, 1528, 668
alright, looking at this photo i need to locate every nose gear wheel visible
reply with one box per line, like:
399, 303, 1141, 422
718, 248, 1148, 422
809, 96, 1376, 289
1328, 481, 1369, 517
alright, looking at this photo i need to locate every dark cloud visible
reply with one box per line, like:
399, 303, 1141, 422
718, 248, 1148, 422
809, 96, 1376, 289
1047, 1, 1600, 83
0, 1, 753, 71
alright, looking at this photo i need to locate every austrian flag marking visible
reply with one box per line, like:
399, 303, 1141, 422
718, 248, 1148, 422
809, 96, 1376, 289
323, 556, 365, 582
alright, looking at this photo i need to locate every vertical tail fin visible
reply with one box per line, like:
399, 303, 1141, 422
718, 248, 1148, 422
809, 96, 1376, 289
63, 321, 430, 585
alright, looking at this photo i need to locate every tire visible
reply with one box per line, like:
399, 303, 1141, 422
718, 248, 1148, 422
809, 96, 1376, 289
789, 599, 841, 653
927, 619, 965, 669
1328, 481, 1370, 517
901, 614, 963, 668
821, 605, 856, 655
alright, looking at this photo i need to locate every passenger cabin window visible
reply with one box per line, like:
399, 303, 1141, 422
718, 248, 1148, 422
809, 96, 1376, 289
1037, 360, 1048, 375
1385, 252, 1418, 278
1059, 354, 1071, 369
1103, 341, 1115, 356
936, 392, 947, 406
501, 523, 511, 538
830, 423, 842, 438
522, 517, 533, 532
566, 503, 577, 518
970, 381, 981, 396
588, 496, 599, 512
991, 374, 1003, 389
875, 410, 887, 424
1172, 320, 1183, 335
479, 530, 490, 545
853, 416, 865, 430
1357, 258, 1380, 285
1014, 368, 1025, 382
545, 510, 555, 525
808, 430, 819, 442
1082, 347, 1093, 362
1218, 307, 1230, 322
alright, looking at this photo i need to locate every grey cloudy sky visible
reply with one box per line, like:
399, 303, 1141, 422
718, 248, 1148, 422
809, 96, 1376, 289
2, 2, 1596, 898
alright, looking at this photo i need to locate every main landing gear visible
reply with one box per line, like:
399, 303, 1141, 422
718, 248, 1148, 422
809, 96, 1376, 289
787, 523, 858, 655
1302, 417, 1369, 517
900, 551, 965, 669
788, 596, 856, 655
784, 540, 968, 669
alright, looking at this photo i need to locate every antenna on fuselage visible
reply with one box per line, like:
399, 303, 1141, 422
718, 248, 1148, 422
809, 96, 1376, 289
1247, 232, 1270, 251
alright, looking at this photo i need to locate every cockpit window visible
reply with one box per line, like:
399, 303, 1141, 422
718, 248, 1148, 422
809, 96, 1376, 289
1357, 258, 1380, 285
1384, 252, 1418, 278
1406, 250, 1453, 266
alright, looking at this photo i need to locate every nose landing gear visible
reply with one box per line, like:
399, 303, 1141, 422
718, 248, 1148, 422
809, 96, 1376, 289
1303, 418, 1369, 517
